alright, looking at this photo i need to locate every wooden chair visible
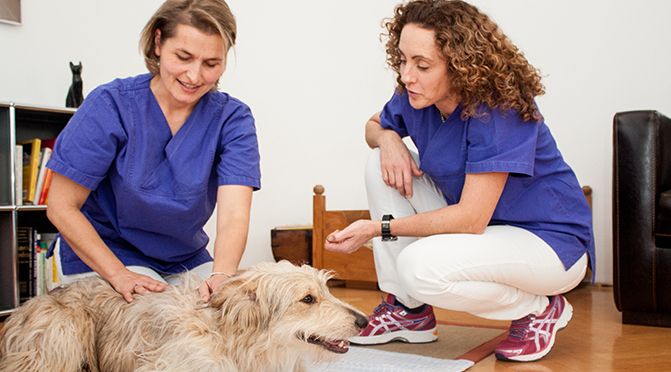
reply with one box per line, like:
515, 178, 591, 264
312, 184, 593, 289
312, 185, 376, 288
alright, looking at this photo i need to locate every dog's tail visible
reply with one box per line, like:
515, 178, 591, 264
0, 290, 98, 371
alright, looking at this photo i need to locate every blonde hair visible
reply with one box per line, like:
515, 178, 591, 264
384, 0, 545, 122
139, 0, 236, 76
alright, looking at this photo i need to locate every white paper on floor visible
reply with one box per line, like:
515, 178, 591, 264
308, 346, 474, 372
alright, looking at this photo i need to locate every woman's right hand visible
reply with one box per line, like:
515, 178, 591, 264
47, 174, 167, 303
107, 268, 167, 303
378, 131, 423, 198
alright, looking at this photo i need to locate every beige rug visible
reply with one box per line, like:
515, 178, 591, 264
365, 322, 507, 361
309, 323, 507, 372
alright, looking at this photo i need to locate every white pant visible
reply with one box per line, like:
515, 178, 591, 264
54, 238, 213, 286
366, 149, 587, 320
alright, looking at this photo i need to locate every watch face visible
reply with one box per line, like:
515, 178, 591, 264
381, 218, 395, 241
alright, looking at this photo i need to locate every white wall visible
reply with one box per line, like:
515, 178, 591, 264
2, 1, 670, 284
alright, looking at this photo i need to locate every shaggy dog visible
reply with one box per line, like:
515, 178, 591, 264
0, 260, 368, 371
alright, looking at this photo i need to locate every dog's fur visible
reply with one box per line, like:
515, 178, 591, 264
0, 260, 367, 371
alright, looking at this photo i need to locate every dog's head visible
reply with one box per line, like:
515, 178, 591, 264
209, 260, 367, 355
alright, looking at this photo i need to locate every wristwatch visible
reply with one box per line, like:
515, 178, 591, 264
381, 214, 397, 241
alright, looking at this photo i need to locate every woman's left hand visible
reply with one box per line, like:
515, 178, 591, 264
198, 273, 230, 301
324, 219, 378, 254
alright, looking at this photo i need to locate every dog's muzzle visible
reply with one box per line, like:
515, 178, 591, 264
306, 336, 351, 354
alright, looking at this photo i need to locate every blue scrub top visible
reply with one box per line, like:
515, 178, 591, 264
380, 91, 595, 274
47, 73, 261, 275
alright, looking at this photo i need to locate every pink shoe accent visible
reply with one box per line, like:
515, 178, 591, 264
495, 295, 573, 362
349, 294, 438, 345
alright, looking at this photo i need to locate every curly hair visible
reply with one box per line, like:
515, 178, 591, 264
384, 0, 545, 122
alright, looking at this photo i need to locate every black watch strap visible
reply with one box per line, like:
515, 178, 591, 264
381, 214, 397, 241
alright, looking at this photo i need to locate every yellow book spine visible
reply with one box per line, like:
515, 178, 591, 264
21, 138, 42, 204
51, 253, 58, 284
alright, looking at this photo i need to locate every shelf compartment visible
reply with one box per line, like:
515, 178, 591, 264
0, 210, 18, 311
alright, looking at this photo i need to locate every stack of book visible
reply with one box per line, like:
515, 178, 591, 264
18, 138, 55, 205
17, 227, 60, 303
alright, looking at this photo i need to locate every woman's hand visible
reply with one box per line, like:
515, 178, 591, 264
107, 268, 167, 303
378, 132, 423, 198
198, 273, 231, 301
325, 219, 378, 254
48, 174, 167, 303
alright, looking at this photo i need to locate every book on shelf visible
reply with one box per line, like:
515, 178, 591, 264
17, 227, 59, 302
39, 233, 60, 292
38, 168, 54, 205
17, 226, 34, 303
34, 233, 53, 296
33, 147, 52, 205
14, 145, 23, 205
41, 138, 56, 151
20, 138, 42, 204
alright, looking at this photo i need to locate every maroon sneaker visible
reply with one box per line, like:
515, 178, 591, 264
349, 294, 438, 345
495, 295, 573, 362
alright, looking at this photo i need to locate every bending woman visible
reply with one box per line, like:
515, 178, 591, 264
325, 0, 594, 362
46, 0, 260, 303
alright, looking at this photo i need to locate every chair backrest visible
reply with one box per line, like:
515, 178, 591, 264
612, 110, 671, 314
312, 185, 377, 285
613, 110, 671, 243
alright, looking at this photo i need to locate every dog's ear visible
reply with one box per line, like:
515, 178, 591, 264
209, 276, 256, 309
210, 275, 271, 332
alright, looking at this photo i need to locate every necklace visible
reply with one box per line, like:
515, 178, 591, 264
440, 112, 447, 123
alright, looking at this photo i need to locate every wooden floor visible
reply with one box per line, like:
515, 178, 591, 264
330, 284, 671, 371
2, 284, 669, 370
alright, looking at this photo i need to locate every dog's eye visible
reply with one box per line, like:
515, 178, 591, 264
301, 295, 315, 304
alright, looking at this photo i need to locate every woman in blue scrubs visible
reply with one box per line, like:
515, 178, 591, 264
325, 0, 594, 362
46, 0, 260, 303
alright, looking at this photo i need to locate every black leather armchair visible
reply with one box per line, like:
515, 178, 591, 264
613, 110, 671, 327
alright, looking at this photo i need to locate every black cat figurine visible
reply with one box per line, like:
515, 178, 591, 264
66, 61, 84, 108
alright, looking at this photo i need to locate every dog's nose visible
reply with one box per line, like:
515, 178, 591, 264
352, 311, 369, 330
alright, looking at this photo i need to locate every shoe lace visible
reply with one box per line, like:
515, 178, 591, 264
508, 315, 535, 339
372, 303, 388, 315
369, 297, 395, 321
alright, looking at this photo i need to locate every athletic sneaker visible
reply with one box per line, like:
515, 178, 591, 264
495, 295, 573, 362
349, 294, 438, 345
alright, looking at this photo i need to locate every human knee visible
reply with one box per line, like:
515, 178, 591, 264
396, 238, 465, 296
395, 244, 434, 293
365, 148, 382, 178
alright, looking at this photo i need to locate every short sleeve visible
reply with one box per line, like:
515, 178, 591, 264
379, 92, 409, 138
217, 103, 261, 190
46, 87, 127, 190
465, 109, 538, 176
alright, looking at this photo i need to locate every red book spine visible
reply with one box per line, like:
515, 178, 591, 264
38, 169, 54, 205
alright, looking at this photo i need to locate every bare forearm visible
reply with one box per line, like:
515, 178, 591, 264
352, 204, 486, 242
325, 203, 485, 255
366, 120, 386, 148
385, 173, 508, 237
47, 207, 126, 280
213, 185, 253, 275
365, 112, 400, 149
388, 204, 488, 237
212, 216, 249, 275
